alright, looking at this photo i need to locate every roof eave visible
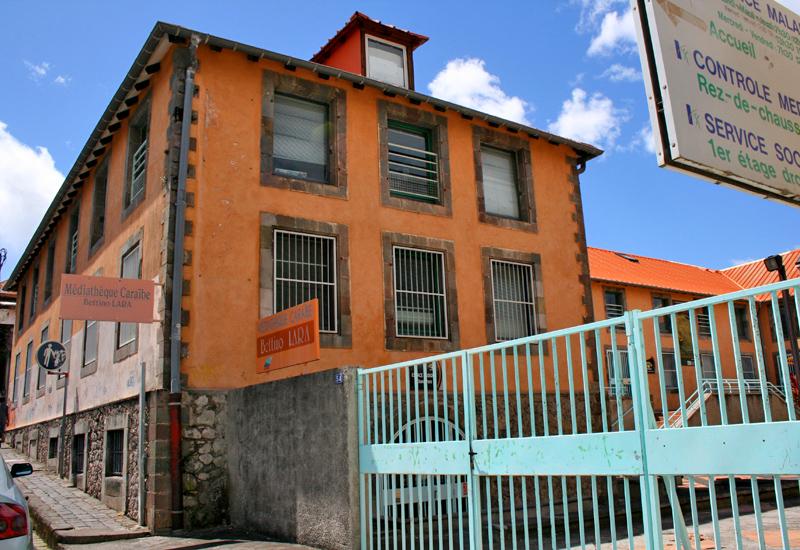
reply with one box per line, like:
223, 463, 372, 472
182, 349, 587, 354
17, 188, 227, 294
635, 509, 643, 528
5, 21, 603, 289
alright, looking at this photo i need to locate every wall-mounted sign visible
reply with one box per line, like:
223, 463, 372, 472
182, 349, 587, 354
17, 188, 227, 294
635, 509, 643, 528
256, 299, 320, 372
633, 0, 800, 205
408, 362, 441, 391
59, 274, 155, 322
36, 340, 68, 371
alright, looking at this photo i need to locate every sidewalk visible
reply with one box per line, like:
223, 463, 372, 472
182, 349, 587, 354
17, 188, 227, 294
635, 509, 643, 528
2, 447, 318, 549
1, 447, 149, 547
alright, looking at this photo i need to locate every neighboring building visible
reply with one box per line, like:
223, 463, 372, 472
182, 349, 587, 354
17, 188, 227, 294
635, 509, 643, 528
589, 247, 799, 417
2, 15, 600, 531
0, 282, 15, 433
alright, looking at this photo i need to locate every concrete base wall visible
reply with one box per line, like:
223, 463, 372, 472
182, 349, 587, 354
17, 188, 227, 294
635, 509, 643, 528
225, 367, 360, 550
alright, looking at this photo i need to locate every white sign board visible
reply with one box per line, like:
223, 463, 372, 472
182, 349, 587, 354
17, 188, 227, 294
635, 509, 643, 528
633, 0, 800, 205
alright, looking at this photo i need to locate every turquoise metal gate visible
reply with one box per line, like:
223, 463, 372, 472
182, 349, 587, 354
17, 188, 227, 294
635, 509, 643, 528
358, 279, 800, 549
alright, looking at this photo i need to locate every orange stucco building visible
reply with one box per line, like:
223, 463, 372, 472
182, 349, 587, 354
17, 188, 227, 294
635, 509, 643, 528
589, 247, 799, 418
3, 15, 601, 531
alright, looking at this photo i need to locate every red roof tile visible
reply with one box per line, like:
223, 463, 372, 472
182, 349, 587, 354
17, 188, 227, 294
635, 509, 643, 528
588, 247, 742, 296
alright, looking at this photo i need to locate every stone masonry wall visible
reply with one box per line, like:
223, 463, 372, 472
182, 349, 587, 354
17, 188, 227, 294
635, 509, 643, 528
181, 390, 228, 529
5, 397, 144, 522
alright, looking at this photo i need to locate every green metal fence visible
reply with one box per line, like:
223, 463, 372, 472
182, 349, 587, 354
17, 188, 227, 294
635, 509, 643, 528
358, 278, 800, 549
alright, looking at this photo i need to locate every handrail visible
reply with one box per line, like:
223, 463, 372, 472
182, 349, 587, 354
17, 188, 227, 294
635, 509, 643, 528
664, 378, 789, 428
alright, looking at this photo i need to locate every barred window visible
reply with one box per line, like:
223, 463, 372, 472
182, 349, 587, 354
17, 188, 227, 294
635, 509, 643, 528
387, 121, 438, 202
274, 230, 337, 333
490, 260, 537, 341
105, 430, 124, 477
604, 289, 625, 319
126, 99, 149, 207
72, 434, 86, 475
393, 247, 447, 339
696, 310, 712, 338
273, 94, 329, 183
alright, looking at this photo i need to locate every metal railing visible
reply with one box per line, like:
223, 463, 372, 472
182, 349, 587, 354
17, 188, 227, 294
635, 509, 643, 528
358, 277, 800, 550
130, 138, 148, 200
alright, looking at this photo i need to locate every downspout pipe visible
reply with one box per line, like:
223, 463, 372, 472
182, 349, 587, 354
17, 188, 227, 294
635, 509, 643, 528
169, 34, 198, 531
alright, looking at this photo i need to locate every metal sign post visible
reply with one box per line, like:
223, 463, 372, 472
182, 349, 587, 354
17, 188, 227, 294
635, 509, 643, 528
36, 340, 69, 478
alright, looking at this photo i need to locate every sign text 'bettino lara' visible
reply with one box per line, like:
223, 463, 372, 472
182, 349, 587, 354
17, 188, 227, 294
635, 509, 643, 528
256, 299, 320, 372
60, 274, 156, 323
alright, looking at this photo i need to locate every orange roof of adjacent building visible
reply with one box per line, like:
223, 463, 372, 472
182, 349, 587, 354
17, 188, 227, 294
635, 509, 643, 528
722, 248, 800, 289
588, 247, 743, 296
589, 246, 800, 299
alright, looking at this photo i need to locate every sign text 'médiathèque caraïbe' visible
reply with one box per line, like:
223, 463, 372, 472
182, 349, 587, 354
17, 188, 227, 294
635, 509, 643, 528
637, 0, 800, 202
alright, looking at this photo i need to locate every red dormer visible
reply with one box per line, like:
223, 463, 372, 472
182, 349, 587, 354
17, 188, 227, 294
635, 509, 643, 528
311, 12, 429, 90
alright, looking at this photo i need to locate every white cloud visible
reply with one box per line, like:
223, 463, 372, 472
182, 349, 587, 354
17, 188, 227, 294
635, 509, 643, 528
573, 0, 628, 32
24, 60, 51, 81
601, 63, 642, 82
629, 125, 657, 154
0, 121, 63, 276
588, 9, 638, 56
427, 58, 532, 125
53, 75, 71, 86
548, 88, 626, 149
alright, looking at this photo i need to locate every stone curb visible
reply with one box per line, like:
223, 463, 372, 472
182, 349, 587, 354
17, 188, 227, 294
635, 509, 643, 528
26, 494, 149, 549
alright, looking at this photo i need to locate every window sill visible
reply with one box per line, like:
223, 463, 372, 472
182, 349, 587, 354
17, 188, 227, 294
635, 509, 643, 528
36, 387, 45, 399
88, 236, 106, 260
478, 211, 538, 233
261, 172, 348, 199
121, 189, 145, 222
113, 338, 138, 364
81, 361, 98, 379
383, 192, 451, 218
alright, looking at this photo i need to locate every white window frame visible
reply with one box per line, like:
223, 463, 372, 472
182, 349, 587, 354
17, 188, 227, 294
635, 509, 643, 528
117, 243, 141, 349
740, 355, 757, 379
83, 320, 98, 367
392, 246, 448, 340
604, 289, 625, 319
605, 348, 632, 396
273, 229, 338, 334
661, 351, 678, 390
365, 34, 408, 87
490, 259, 537, 342
700, 352, 717, 380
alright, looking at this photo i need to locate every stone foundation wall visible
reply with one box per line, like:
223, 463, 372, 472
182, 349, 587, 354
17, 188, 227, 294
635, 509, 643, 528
181, 390, 228, 529
5, 397, 145, 522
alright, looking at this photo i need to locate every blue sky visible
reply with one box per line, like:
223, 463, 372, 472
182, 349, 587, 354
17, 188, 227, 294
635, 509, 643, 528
1, 0, 798, 278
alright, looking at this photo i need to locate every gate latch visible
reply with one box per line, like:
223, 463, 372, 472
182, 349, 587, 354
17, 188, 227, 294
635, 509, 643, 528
468, 447, 477, 470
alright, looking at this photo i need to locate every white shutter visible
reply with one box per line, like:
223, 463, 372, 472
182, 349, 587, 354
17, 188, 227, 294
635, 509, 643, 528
273, 94, 328, 180
480, 147, 520, 219
367, 38, 406, 87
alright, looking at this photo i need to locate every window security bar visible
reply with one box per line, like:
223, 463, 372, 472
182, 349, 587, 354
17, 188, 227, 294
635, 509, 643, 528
388, 139, 439, 201
131, 138, 148, 199
393, 246, 447, 339
273, 230, 338, 333
605, 303, 625, 317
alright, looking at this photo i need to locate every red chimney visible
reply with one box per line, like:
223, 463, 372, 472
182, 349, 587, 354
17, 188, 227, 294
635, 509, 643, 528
311, 12, 428, 90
